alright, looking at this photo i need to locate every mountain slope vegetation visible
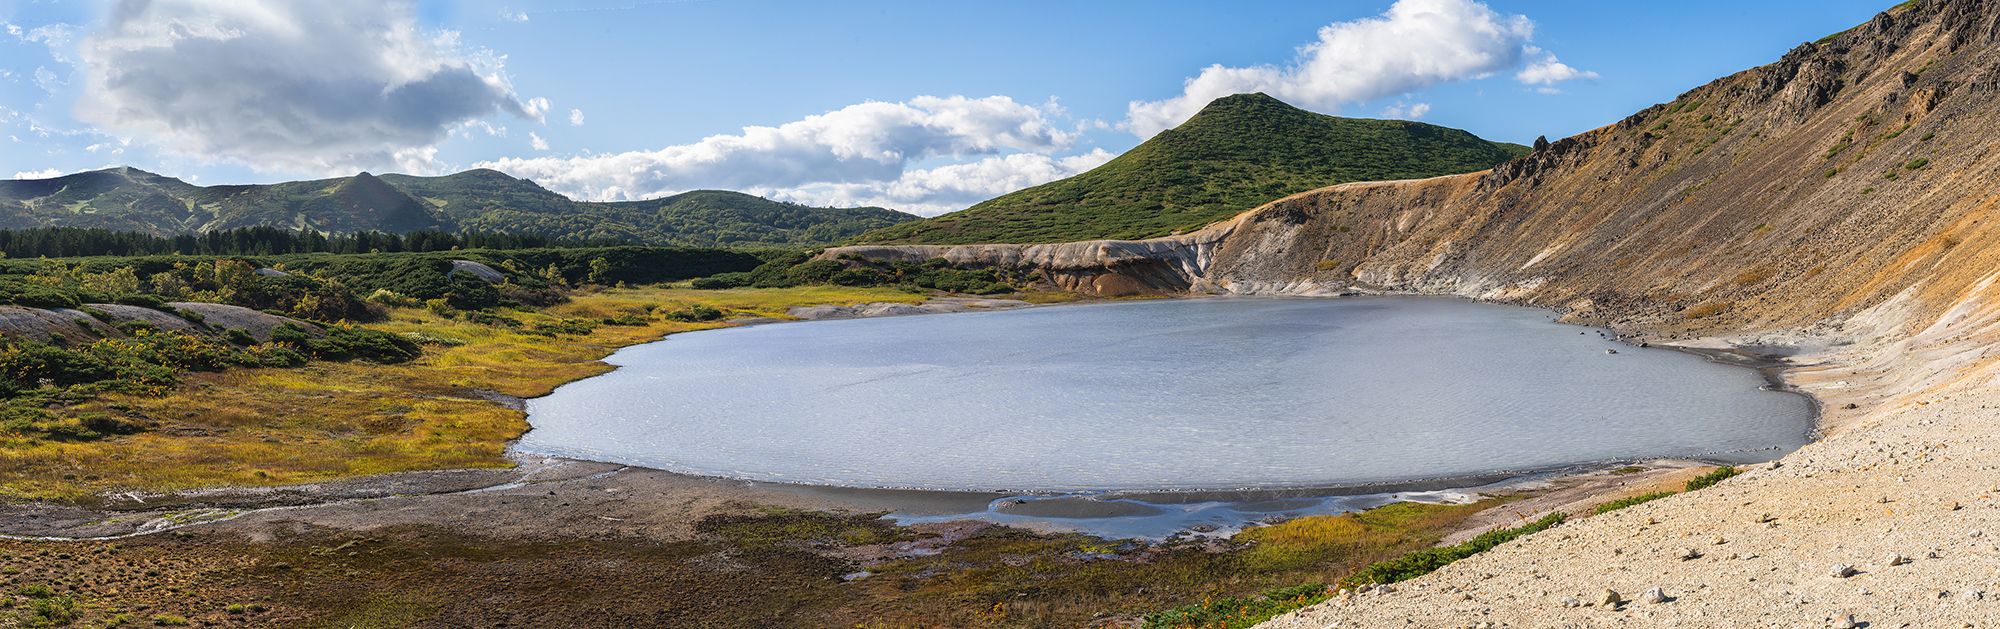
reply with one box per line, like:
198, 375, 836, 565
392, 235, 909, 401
850, 93, 1528, 245
0, 167, 916, 248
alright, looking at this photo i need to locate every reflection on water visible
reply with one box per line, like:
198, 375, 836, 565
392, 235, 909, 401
522, 297, 1813, 496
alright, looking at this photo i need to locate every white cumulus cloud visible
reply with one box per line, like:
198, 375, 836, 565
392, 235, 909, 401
1516, 47, 1599, 93
478, 95, 1082, 213
770, 149, 1116, 215
529, 131, 548, 151
1381, 102, 1431, 119
73, 0, 535, 175
522, 96, 552, 122
1124, 0, 1592, 137
568, 108, 585, 126
11, 168, 65, 179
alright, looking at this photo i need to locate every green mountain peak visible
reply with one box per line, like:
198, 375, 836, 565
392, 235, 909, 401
851, 92, 1527, 245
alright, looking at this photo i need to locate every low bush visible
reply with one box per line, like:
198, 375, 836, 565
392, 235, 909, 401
1143, 583, 1332, 629
688, 253, 1021, 295
1595, 491, 1676, 514
27, 594, 80, 626
271, 324, 421, 364
1340, 512, 1566, 588
660, 304, 724, 322
1684, 466, 1740, 491
526, 319, 597, 337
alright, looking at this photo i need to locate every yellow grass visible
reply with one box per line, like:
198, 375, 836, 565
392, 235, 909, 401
0, 285, 925, 501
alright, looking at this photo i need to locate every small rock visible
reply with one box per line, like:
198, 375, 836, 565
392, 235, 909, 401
1558, 595, 1582, 608
1712, 535, 1728, 545
1877, 496, 1892, 504
1963, 589, 1986, 601
1757, 513, 1778, 523
1886, 553, 1910, 566
1639, 587, 1669, 604
1679, 548, 1702, 561
1598, 589, 1624, 607
1927, 550, 1943, 559
1830, 564, 1857, 578
1835, 614, 1859, 629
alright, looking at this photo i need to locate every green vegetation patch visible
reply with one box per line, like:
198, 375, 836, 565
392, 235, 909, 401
1339, 512, 1566, 588
690, 250, 1028, 295
1595, 491, 1677, 514
853, 93, 1525, 245
696, 509, 907, 549
1685, 465, 1741, 491
1142, 583, 1332, 629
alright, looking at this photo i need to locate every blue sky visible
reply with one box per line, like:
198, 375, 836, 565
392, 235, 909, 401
1, 0, 1894, 215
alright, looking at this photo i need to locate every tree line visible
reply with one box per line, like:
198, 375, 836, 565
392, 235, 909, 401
0, 226, 627, 259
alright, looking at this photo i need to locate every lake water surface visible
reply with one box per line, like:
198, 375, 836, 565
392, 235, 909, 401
520, 297, 1814, 499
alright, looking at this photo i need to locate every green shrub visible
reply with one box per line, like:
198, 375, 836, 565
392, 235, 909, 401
1684, 466, 1740, 491
660, 304, 724, 322
149, 614, 189, 626
27, 594, 79, 626
299, 325, 423, 364
1340, 512, 1566, 588
689, 272, 752, 289
1595, 491, 1676, 514
364, 289, 415, 308
224, 328, 258, 346
464, 311, 521, 328
1143, 583, 1333, 629
526, 319, 596, 337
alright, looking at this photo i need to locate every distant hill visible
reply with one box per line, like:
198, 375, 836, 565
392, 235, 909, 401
851, 93, 1529, 245
0, 167, 917, 248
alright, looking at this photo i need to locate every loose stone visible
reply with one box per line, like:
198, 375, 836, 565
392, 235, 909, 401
1639, 587, 1669, 604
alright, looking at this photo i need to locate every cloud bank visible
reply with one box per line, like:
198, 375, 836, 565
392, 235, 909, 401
479, 96, 1101, 215
1124, 0, 1592, 137
74, 0, 535, 174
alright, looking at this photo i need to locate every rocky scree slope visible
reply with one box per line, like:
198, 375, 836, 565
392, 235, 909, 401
831, 1, 2000, 625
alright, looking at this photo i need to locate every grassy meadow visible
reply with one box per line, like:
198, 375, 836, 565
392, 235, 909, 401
0, 284, 923, 501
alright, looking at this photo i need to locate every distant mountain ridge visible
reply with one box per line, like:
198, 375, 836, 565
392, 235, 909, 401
850, 93, 1530, 245
0, 167, 917, 248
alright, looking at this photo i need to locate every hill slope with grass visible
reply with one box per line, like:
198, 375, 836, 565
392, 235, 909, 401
0, 167, 916, 247
849, 93, 1527, 245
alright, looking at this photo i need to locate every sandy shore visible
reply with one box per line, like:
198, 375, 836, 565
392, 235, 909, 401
1259, 326, 2000, 628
